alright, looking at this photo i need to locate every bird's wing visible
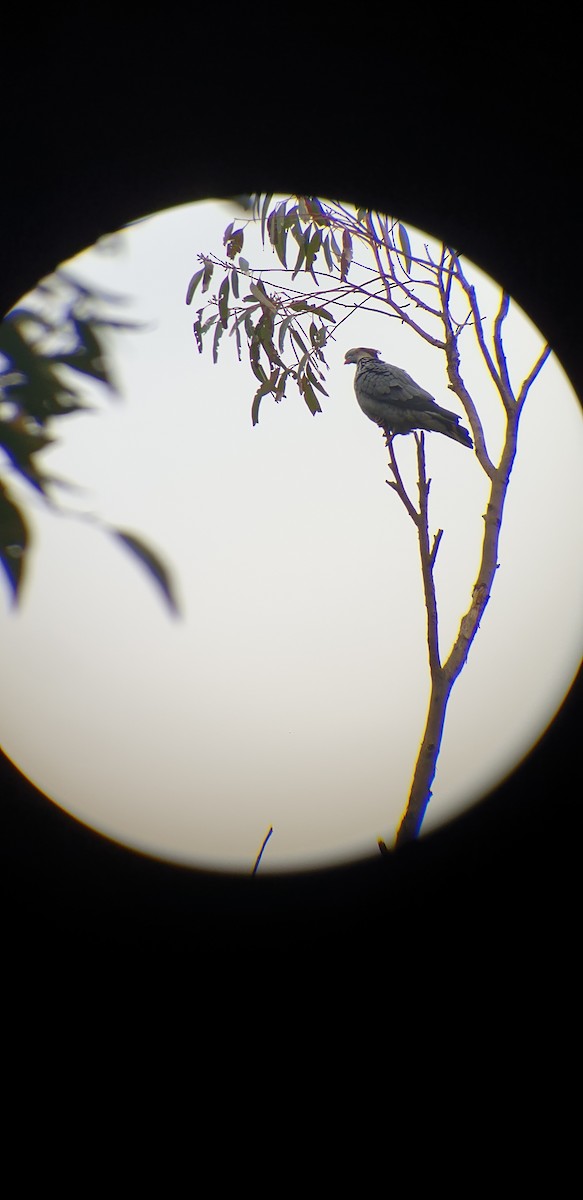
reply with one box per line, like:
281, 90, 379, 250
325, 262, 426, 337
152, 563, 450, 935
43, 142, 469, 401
361, 361, 459, 419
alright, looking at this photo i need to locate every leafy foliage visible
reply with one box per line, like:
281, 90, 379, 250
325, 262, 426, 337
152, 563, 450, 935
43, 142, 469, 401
186, 196, 500, 430
0, 273, 177, 610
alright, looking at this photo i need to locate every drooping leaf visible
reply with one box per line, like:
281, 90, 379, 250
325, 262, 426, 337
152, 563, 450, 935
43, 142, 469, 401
251, 369, 280, 426
71, 318, 109, 386
300, 377, 322, 416
218, 276, 230, 329
0, 422, 54, 493
398, 222, 413, 274
225, 228, 244, 260
186, 267, 205, 305
260, 193, 273, 245
288, 300, 335, 322
230, 267, 239, 299
340, 230, 352, 282
0, 483, 28, 603
306, 362, 329, 396
290, 327, 308, 355
323, 234, 334, 273
249, 281, 278, 312
303, 197, 329, 226
212, 319, 225, 364
201, 259, 214, 293
113, 530, 178, 615
249, 335, 268, 383
291, 237, 307, 280
268, 203, 288, 268
277, 312, 294, 354
244, 306, 258, 340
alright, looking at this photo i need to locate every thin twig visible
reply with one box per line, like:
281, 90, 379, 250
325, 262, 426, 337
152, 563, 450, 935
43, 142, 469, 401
516, 343, 552, 410
252, 826, 274, 875
430, 528, 444, 569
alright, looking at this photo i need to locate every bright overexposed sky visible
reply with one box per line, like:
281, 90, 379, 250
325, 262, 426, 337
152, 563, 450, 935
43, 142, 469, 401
1, 197, 582, 873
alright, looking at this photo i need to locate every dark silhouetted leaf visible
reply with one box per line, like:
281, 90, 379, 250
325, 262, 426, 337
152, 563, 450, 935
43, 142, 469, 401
341, 230, 352, 282
225, 228, 244, 260
0, 483, 28, 603
186, 267, 205, 304
306, 363, 329, 396
218, 276, 230, 329
398, 223, 412, 274
114, 530, 178, 615
277, 313, 294, 354
212, 319, 225, 363
260, 194, 273, 245
290, 328, 308, 355
291, 238, 307, 279
251, 369, 280, 426
201, 259, 214, 293
230, 268, 239, 299
323, 234, 334, 273
249, 281, 277, 312
289, 300, 335, 322
0, 422, 54, 493
300, 378, 322, 416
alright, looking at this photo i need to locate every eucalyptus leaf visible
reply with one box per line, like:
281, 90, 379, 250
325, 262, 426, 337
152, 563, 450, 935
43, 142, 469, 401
114, 530, 178, 615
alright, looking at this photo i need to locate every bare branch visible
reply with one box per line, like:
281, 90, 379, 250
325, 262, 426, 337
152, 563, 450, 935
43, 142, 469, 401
415, 433, 441, 675
493, 291, 513, 398
517, 342, 552, 410
385, 435, 420, 524
437, 270, 497, 477
450, 254, 514, 412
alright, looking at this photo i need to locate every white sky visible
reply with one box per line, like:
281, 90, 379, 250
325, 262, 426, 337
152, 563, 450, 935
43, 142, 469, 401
1, 198, 582, 873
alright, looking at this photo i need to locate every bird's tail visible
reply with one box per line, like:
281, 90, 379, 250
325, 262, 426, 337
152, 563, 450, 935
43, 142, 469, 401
424, 414, 473, 448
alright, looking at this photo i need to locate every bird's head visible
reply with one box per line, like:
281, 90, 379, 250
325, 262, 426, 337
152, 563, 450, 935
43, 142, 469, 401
344, 347, 381, 366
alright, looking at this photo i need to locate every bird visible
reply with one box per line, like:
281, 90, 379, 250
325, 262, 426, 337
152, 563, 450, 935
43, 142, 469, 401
344, 347, 473, 449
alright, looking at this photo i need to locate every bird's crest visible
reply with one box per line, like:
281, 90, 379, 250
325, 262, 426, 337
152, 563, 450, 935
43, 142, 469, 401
344, 347, 380, 365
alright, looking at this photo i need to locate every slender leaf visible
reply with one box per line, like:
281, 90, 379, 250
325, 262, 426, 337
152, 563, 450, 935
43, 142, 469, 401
225, 228, 244, 259
290, 328, 308, 355
291, 238, 307, 279
201, 259, 214, 293
260, 193, 273, 245
0, 484, 28, 603
277, 312, 294, 354
230, 267, 239, 299
186, 267, 205, 304
340, 230, 352, 282
323, 234, 334, 273
212, 319, 225, 364
114, 530, 178, 614
306, 363, 329, 396
398, 223, 413, 274
300, 378, 322, 416
193, 319, 203, 353
251, 369, 280, 426
218, 276, 230, 329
